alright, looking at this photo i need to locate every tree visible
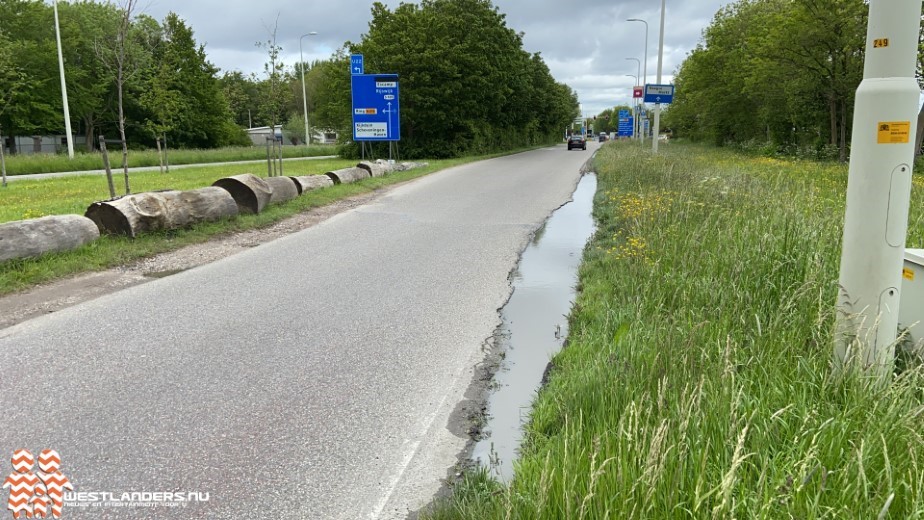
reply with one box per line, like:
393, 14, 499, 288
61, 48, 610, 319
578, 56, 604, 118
353, 0, 576, 158
145, 13, 241, 149
666, 0, 868, 161
220, 71, 260, 128
307, 54, 352, 139
256, 15, 291, 139
0, 27, 25, 186
59, 0, 120, 152
96, 0, 151, 194
0, 0, 62, 146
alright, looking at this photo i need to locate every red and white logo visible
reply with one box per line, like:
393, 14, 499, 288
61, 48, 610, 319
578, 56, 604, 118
2, 450, 71, 519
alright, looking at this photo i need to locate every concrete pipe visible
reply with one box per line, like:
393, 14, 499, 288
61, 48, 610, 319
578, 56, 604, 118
325, 167, 370, 185
85, 187, 239, 237
212, 174, 272, 214
0, 215, 100, 262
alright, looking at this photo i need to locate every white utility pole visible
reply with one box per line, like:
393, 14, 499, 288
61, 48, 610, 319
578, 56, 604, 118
52, 0, 74, 159
299, 31, 318, 146
834, 0, 922, 377
627, 18, 648, 141
651, 0, 666, 153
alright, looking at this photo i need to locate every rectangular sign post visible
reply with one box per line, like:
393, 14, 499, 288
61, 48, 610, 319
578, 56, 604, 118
643, 84, 674, 104
350, 74, 400, 141
350, 54, 364, 75
617, 110, 633, 138
633, 86, 644, 98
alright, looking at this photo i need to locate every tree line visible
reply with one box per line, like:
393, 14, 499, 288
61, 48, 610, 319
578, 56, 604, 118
0, 0, 578, 160
313, 0, 579, 158
662, 0, 924, 161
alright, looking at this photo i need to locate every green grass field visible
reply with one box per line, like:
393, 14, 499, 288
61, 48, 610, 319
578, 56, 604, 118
1, 144, 337, 176
423, 141, 924, 519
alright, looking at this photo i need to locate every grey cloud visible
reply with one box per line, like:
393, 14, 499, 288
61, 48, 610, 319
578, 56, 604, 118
137, 0, 729, 117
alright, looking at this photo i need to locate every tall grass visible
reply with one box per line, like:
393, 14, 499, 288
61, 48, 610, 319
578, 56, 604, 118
1, 144, 337, 176
424, 142, 924, 518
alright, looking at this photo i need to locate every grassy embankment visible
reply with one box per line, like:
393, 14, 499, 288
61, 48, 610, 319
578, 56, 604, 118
0, 152, 492, 295
424, 141, 924, 518
1, 144, 337, 176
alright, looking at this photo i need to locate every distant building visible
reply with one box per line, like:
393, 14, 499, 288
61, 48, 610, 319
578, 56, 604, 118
245, 125, 338, 147
2, 134, 87, 155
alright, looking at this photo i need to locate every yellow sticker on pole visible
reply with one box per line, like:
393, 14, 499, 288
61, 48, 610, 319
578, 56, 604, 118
874, 38, 890, 48
904, 267, 915, 281
877, 121, 911, 144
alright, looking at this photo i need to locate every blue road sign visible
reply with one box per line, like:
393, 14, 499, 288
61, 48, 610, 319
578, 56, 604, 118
350, 73, 400, 141
618, 109, 630, 118
618, 117, 634, 137
643, 84, 674, 104
350, 54, 364, 75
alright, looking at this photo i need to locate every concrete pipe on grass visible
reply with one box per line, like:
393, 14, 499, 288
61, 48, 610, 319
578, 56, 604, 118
85, 187, 239, 238
356, 161, 390, 178
290, 175, 334, 195
263, 176, 300, 204
0, 215, 100, 262
212, 174, 272, 214
325, 167, 370, 185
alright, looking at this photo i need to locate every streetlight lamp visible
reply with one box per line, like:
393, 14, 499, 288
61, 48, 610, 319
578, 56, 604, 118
627, 18, 648, 142
626, 58, 641, 140
299, 31, 318, 147
52, 0, 74, 159
625, 74, 638, 140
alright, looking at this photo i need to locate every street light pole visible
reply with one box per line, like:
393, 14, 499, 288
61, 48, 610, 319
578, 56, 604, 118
626, 58, 641, 140
628, 18, 648, 141
52, 0, 74, 159
625, 74, 638, 140
299, 31, 318, 147
651, 0, 666, 153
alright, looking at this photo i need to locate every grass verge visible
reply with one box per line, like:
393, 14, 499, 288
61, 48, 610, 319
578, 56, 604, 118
0, 147, 523, 295
1, 144, 337, 176
422, 141, 924, 518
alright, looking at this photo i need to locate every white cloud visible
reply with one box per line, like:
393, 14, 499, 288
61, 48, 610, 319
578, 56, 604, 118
120, 0, 731, 116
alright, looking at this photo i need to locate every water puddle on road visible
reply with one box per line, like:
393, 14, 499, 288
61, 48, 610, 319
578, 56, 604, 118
472, 173, 597, 481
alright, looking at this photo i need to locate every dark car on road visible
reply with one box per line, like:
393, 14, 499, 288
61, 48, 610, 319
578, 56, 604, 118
567, 134, 586, 150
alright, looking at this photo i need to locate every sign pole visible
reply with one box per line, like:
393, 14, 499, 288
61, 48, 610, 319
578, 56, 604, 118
834, 0, 922, 378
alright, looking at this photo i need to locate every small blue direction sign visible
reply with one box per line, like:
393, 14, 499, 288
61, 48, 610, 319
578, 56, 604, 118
643, 84, 674, 104
350, 74, 400, 141
618, 116, 634, 137
350, 54, 364, 75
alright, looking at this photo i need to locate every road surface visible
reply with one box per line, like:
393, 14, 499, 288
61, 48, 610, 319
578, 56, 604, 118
0, 143, 595, 519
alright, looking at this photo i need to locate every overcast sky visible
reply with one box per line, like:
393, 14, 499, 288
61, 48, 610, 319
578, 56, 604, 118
135, 0, 731, 117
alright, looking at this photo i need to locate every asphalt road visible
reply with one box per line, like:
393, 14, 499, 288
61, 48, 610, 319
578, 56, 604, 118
0, 143, 595, 519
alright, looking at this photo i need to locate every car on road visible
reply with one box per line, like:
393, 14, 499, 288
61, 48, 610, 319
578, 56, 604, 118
567, 134, 586, 150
